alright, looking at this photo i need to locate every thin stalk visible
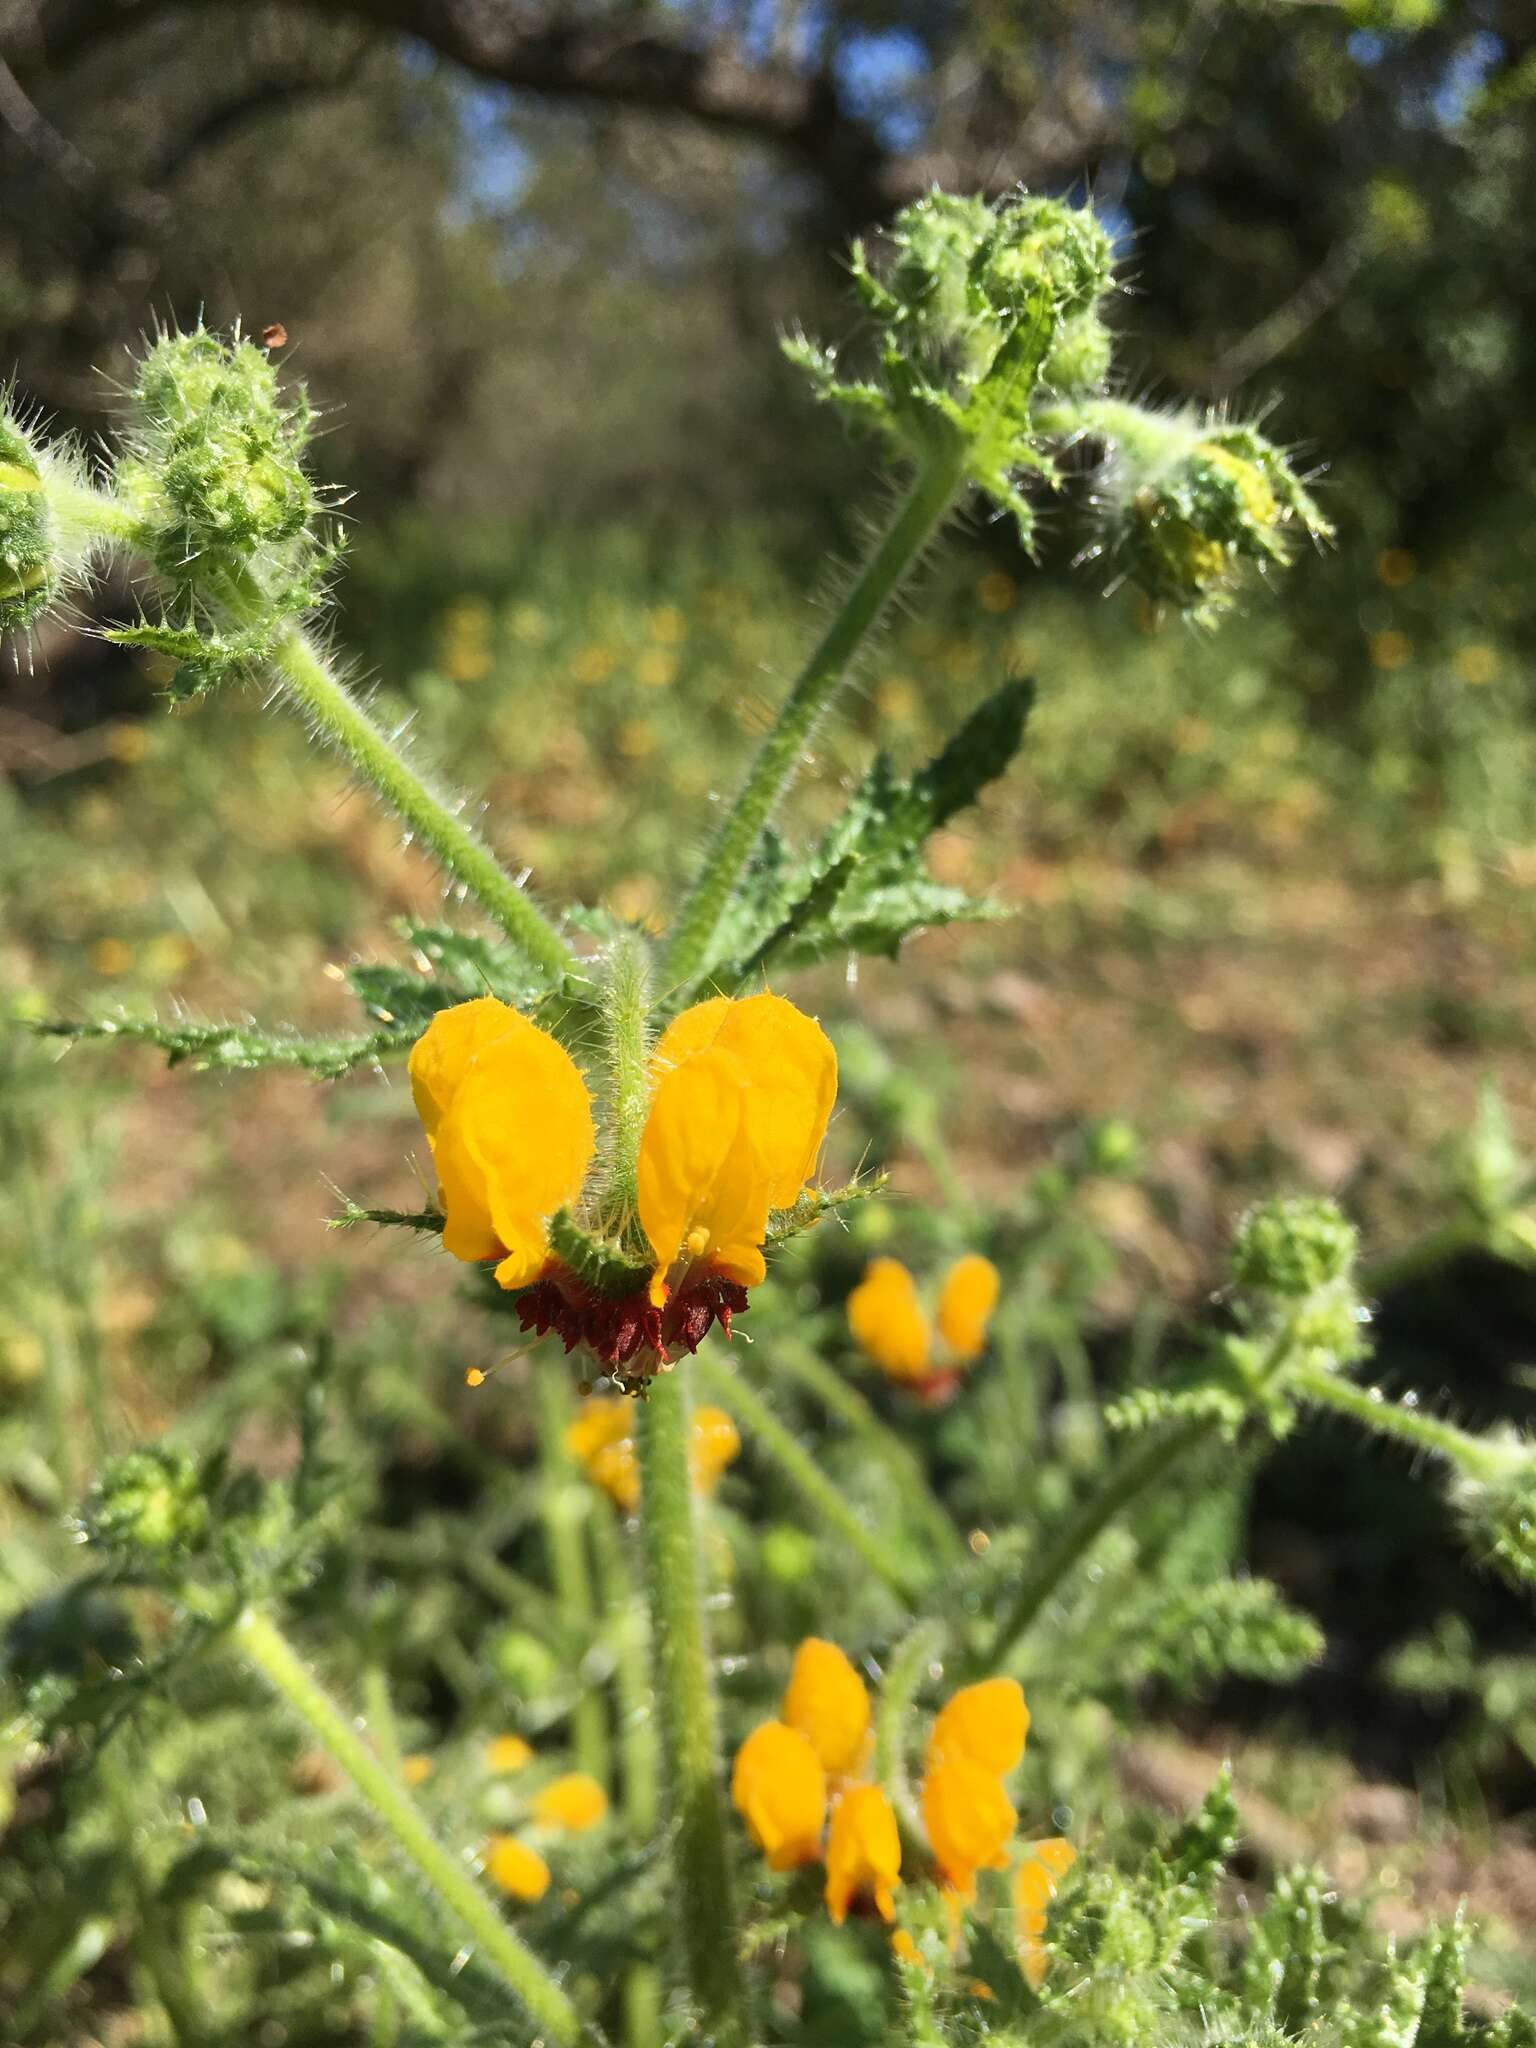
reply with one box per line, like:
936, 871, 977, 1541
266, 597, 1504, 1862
361, 1664, 404, 1776
988, 1414, 1214, 1668
229, 1607, 595, 2048
266, 622, 574, 979
635, 1365, 745, 2043
773, 1339, 964, 1568
875, 1619, 945, 1839
599, 933, 653, 1235
534, 1357, 612, 1787
662, 445, 970, 995
693, 1349, 930, 1603
1293, 1362, 1508, 1479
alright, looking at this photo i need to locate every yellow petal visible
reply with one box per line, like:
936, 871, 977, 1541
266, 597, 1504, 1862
825, 1783, 902, 1924
689, 1406, 742, 1494
1014, 1838, 1076, 1989
921, 1756, 1016, 1897
409, 996, 524, 1141
848, 1259, 931, 1381
707, 993, 838, 1208
783, 1638, 871, 1778
485, 1734, 534, 1775
566, 1398, 633, 1465
427, 1010, 595, 1284
936, 1254, 1001, 1362
637, 1046, 766, 1299
532, 1772, 609, 1834
651, 995, 733, 1077
484, 1833, 551, 1902
927, 1679, 1029, 1779
731, 1720, 827, 1871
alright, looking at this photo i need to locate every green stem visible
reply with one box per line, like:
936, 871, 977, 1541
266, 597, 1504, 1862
661, 446, 970, 995
988, 1415, 1214, 1667
773, 1339, 965, 1568
265, 621, 575, 980
875, 1619, 945, 1840
693, 1348, 930, 1603
599, 933, 653, 1236
636, 1365, 745, 2043
229, 1606, 594, 2048
534, 1357, 612, 1787
361, 1664, 405, 1775
1293, 1363, 1507, 1480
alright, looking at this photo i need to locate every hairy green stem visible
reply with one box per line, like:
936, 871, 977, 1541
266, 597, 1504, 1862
635, 1365, 745, 2042
230, 1606, 594, 2048
988, 1415, 1214, 1667
662, 445, 970, 995
599, 932, 653, 1236
694, 1349, 930, 1603
773, 1339, 965, 1568
534, 1357, 612, 1787
875, 1619, 946, 1838
1293, 1362, 1508, 1480
266, 623, 574, 979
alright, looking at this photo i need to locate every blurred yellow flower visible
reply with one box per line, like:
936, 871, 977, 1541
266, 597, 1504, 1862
1014, 1837, 1076, 1989
484, 1833, 551, 1902
566, 1396, 739, 1511
1369, 628, 1413, 671
977, 569, 1017, 613
485, 1733, 535, 1775
1376, 547, 1416, 589
848, 1258, 931, 1382
890, 1927, 926, 1968
636, 647, 678, 689
927, 1678, 1029, 1779
732, 1721, 827, 1870
91, 937, 134, 977
783, 1637, 871, 1779
825, 1783, 901, 1924
935, 1255, 1001, 1362
532, 1772, 608, 1834
1453, 643, 1500, 687
922, 1756, 1016, 1900
647, 603, 688, 645
401, 1754, 434, 1788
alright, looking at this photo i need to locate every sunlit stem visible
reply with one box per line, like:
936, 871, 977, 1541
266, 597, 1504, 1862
599, 931, 653, 1237
1293, 1361, 1512, 1481
534, 1356, 612, 1787
635, 1366, 746, 2043
230, 1606, 596, 2048
693, 1348, 930, 1603
875, 1619, 946, 1840
661, 443, 971, 997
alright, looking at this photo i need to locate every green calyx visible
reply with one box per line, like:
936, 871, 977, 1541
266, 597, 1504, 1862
0, 418, 58, 628
81, 1446, 211, 1563
1231, 1195, 1359, 1298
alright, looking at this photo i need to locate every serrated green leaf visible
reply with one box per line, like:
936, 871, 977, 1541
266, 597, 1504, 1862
31, 1011, 410, 1078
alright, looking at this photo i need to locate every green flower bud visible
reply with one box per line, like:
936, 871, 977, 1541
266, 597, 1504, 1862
491, 1627, 560, 1698
1040, 310, 1114, 398
0, 415, 59, 630
1231, 1196, 1359, 1298
120, 328, 320, 589
81, 1446, 209, 1561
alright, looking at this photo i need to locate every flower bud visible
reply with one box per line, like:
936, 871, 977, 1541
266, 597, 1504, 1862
81, 1446, 209, 1562
1230, 1197, 1358, 1299
0, 416, 59, 630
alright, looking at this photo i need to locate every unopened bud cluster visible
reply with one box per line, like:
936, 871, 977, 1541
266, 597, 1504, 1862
1228, 1194, 1366, 1376
81, 1445, 210, 1564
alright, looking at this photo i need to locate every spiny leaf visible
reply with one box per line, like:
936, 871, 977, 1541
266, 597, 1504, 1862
32, 1010, 410, 1077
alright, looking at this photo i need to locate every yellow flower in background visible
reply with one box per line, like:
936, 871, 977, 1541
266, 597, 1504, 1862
532, 1772, 609, 1834
566, 1397, 740, 1510
1014, 1837, 1076, 1989
848, 1252, 1000, 1395
484, 1833, 552, 1902
409, 997, 594, 1288
927, 1678, 1029, 1779
935, 1255, 1001, 1362
890, 1927, 925, 1968
485, 1733, 534, 1775
922, 1756, 1017, 1900
825, 1783, 902, 1924
400, 1754, 434, 1787
639, 993, 837, 1306
731, 1721, 827, 1870
410, 991, 835, 1373
783, 1637, 871, 1778
848, 1258, 931, 1381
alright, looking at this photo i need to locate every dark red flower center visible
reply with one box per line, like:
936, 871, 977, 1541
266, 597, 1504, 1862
513, 1264, 750, 1381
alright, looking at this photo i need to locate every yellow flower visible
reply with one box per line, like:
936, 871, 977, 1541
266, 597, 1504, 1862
1014, 1837, 1076, 1989
927, 1679, 1029, 1779
783, 1637, 871, 1778
935, 1255, 1001, 1362
485, 1733, 534, 1775
409, 997, 594, 1289
401, 1754, 434, 1787
731, 1720, 827, 1870
921, 1756, 1016, 1900
825, 1783, 902, 1924
848, 1259, 931, 1382
890, 1927, 926, 1969
639, 993, 837, 1307
484, 1833, 551, 1902
532, 1772, 609, 1834
566, 1397, 739, 1510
